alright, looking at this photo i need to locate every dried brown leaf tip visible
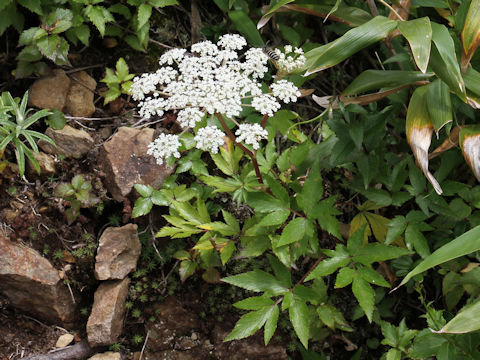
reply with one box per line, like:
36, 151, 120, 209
406, 86, 443, 195
460, 127, 480, 182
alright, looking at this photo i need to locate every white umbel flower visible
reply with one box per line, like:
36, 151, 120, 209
235, 123, 268, 150
252, 94, 281, 117
159, 48, 187, 65
147, 133, 181, 165
191, 40, 219, 56
194, 126, 225, 154
217, 34, 247, 51
275, 47, 306, 74
177, 108, 204, 129
271, 80, 301, 103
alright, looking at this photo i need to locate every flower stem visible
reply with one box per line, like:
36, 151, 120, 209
216, 113, 264, 184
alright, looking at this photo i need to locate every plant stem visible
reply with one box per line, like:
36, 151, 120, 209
216, 113, 264, 184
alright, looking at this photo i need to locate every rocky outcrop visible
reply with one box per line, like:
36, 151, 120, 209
38, 125, 94, 158
86, 278, 130, 347
28, 69, 96, 117
28, 69, 71, 111
99, 127, 174, 201
0, 237, 76, 327
64, 71, 96, 117
95, 224, 141, 280
146, 297, 201, 352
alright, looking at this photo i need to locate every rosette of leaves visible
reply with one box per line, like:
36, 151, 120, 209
16, 8, 74, 78
0, 91, 55, 177
54, 174, 100, 223
100, 58, 134, 104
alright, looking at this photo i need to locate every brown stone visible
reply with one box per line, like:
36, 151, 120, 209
146, 297, 201, 352
88, 352, 121, 360
99, 127, 174, 201
38, 125, 94, 158
87, 278, 130, 347
0, 237, 76, 327
28, 69, 71, 111
64, 71, 96, 117
95, 224, 141, 280
29, 151, 56, 175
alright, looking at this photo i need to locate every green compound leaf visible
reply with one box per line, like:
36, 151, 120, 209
224, 305, 276, 342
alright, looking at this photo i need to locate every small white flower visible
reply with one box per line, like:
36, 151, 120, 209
194, 126, 225, 154
275, 47, 306, 74
251, 94, 281, 117
191, 40, 219, 56
217, 34, 247, 51
284, 45, 293, 53
271, 80, 301, 103
235, 123, 268, 150
159, 48, 187, 65
147, 133, 181, 165
138, 97, 166, 118
177, 108, 204, 129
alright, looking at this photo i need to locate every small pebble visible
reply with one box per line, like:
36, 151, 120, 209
55, 333, 74, 348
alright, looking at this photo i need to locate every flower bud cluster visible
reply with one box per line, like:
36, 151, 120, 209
130, 34, 303, 165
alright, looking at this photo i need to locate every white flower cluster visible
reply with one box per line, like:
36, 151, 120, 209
274, 45, 306, 74
130, 34, 303, 164
235, 123, 268, 150
194, 126, 225, 154
147, 133, 181, 165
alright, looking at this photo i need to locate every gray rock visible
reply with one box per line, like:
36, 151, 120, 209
87, 278, 130, 347
28, 69, 71, 111
64, 71, 96, 117
0, 237, 76, 327
99, 127, 174, 201
39, 125, 94, 158
95, 224, 141, 280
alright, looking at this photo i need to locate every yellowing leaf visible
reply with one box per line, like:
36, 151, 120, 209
460, 126, 480, 182
461, 0, 480, 72
406, 86, 443, 195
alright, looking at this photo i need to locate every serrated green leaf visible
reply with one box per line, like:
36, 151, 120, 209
46, 109, 66, 130
179, 259, 197, 282
278, 217, 307, 246
335, 267, 355, 288
264, 304, 279, 345
134, 183, 153, 197
137, 3, 152, 30
358, 266, 390, 287
405, 224, 430, 258
386, 216, 406, 245
234, 295, 274, 310
289, 298, 309, 349
305, 247, 350, 281
352, 275, 375, 322
224, 306, 275, 341
258, 209, 290, 227
246, 192, 288, 213
354, 243, 411, 265
36, 35, 60, 61
222, 270, 288, 295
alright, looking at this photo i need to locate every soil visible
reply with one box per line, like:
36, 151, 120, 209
0, 3, 400, 360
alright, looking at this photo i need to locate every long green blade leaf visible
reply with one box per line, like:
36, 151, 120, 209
342, 70, 433, 96
438, 300, 480, 334
396, 225, 480, 288
305, 16, 397, 75
398, 17, 432, 73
